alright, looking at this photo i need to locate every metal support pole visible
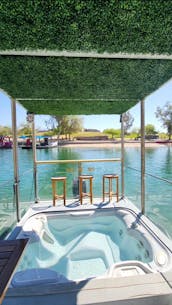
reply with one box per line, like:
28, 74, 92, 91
11, 99, 20, 222
120, 114, 125, 198
31, 115, 39, 203
141, 99, 145, 214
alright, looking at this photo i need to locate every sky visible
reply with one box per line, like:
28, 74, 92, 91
0, 78, 172, 133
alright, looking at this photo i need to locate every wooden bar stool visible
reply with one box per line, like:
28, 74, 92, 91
51, 177, 67, 206
103, 174, 119, 202
79, 175, 93, 204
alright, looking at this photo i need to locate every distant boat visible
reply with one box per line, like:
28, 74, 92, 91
20, 137, 32, 149
156, 140, 172, 144
21, 145, 32, 149
0, 136, 12, 149
21, 137, 58, 149
36, 140, 58, 149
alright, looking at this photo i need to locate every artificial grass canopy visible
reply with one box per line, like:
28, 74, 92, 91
0, 56, 172, 115
1, 1, 172, 54
0, 1, 171, 115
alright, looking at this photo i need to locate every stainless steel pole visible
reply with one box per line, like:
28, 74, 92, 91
120, 114, 125, 198
11, 99, 20, 221
141, 99, 145, 214
31, 114, 39, 203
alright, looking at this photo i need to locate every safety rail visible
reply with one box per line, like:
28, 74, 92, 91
125, 165, 172, 239
0, 180, 13, 188
126, 166, 172, 185
36, 158, 121, 164
35, 158, 121, 202
36, 158, 121, 176
0, 167, 34, 209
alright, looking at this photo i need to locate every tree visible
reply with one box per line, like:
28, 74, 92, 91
17, 123, 32, 136
44, 116, 56, 131
51, 115, 83, 139
66, 116, 83, 140
130, 127, 140, 139
145, 124, 157, 135
0, 125, 12, 135
103, 128, 120, 139
122, 111, 134, 135
155, 102, 172, 140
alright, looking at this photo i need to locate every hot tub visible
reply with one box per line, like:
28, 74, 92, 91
14, 208, 172, 283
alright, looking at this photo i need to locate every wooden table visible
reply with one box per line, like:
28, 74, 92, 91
0, 239, 28, 304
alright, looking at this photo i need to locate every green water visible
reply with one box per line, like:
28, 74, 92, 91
0, 145, 172, 238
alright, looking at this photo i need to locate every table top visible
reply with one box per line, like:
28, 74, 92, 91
0, 239, 28, 304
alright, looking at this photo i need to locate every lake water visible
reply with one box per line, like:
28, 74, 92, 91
0, 145, 172, 238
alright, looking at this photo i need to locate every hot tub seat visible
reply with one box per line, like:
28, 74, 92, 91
108, 261, 153, 277
11, 268, 69, 287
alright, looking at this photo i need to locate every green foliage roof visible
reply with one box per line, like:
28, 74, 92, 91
0, 1, 171, 115
0, 56, 171, 115
1, 0, 172, 54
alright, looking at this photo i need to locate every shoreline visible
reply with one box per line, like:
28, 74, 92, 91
59, 141, 172, 148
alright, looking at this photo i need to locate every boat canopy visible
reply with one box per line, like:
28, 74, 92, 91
0, 1, 171, 115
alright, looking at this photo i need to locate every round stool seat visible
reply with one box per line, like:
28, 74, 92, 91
103, 174, 118, 178
51, 177, 67, 181
79, 175, 93, 179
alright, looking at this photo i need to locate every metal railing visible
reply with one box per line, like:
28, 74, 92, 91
35, 158, 121, 201
126, 166, 172, 185
125, 165, 172, 239
36, 158, 121, 164
36, 158, 121, 175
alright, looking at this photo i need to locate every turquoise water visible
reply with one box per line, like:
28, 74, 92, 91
17, 212, 151, 280
0, 145, 172, 237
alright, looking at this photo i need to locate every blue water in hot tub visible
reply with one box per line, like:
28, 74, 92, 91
17, 212, 152, 280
